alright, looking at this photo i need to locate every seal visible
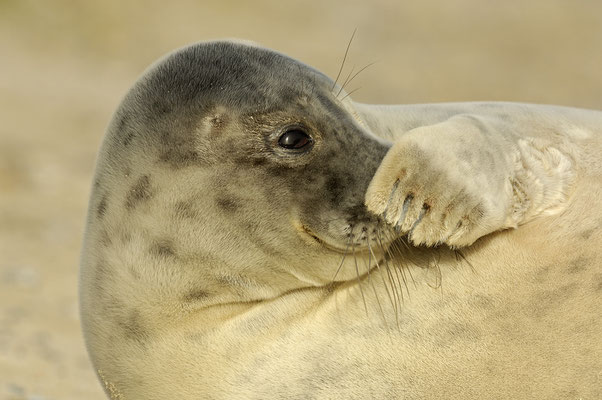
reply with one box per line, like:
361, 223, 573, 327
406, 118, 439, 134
80, 40, 602, 399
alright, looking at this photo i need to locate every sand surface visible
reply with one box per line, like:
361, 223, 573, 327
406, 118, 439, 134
1, 1, 601, 398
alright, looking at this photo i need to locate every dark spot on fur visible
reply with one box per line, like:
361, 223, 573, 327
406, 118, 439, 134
115, 114, 135, 146
158, 130, 203, 168
251, 158, 267, 166
125, 175, 152, 209
471, 294, 496, 310
558, 282, 578, 296
532, 263, 553, 282
579, 228, 595, 240
116, 113, 129, 131
151, 100, 172, 115
266, 166, 287, 176
215, 194, 241, 212
566, 257, 588, 274
122, 131, 135, 146
326, 175, 344, 203
99, 229, 112, 247
97, 195, 108, 219
183, 289, 211, 302
120, 309, 149, 343
529, 283, 578, 318
440, 321, 482, 343
151, 239, 176, 258
174, 199, 198, 219
159, 148, 200, 168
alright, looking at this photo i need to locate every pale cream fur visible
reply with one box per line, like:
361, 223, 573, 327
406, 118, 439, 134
80, 52, 602, 399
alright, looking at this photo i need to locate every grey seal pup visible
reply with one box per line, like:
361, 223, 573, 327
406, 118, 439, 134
80, 40, 602, 399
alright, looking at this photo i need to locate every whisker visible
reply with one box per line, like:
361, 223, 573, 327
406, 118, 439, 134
388, 233, 417, 290
367, 233, 393, 329
339, 87, 362, 103
455, 249, 476, 274
352, 237, 369, 317
368, 234, 396, 311
426, 255, 443, 290
378, 231, 407, 302
386, 240, 408, 305
376, 230, 402, 327
336, 64, 356, 98
331, 227, 353, 282
387, 236, 412, 298
401, 239, 417, 288
331, 28, 356, 92
341, 61, 376, 94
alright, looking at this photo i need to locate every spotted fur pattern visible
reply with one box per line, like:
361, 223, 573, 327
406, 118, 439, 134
80, 41, 602, 399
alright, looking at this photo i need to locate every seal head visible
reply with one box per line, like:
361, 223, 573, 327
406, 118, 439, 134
87, 41, 391, 308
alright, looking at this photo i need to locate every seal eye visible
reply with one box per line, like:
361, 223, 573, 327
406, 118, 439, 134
278, 128, 313, 150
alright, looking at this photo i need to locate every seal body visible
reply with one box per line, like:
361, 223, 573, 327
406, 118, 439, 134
80, 41, 602, 399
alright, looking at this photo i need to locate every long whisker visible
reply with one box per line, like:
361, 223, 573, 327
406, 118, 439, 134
340, 62, 376, 95
331, 28, 357, 92
336, 64, 356, 98
425, 253, 443, 290
331, 227, 353, 282
386, 230, 417, 292
376, 229, 402, 327
339, 87, 362, 103
386, 235, 412, 298
378, 231, 406, 301
399, 237, 417, 289
455, 249, 476, 274
368, 233, 396, 311
352, 237, 369, 317
367, 233, 392, 329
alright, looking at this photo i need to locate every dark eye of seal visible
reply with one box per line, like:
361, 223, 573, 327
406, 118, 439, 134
278, 128, 313, 150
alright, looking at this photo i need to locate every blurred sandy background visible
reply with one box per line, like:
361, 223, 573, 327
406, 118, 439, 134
0, 0, 600, 399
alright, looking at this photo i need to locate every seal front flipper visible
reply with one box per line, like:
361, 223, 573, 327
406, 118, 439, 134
364, 114, 576, 247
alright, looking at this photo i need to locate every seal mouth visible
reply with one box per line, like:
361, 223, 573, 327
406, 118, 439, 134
300, 223, 370, 255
